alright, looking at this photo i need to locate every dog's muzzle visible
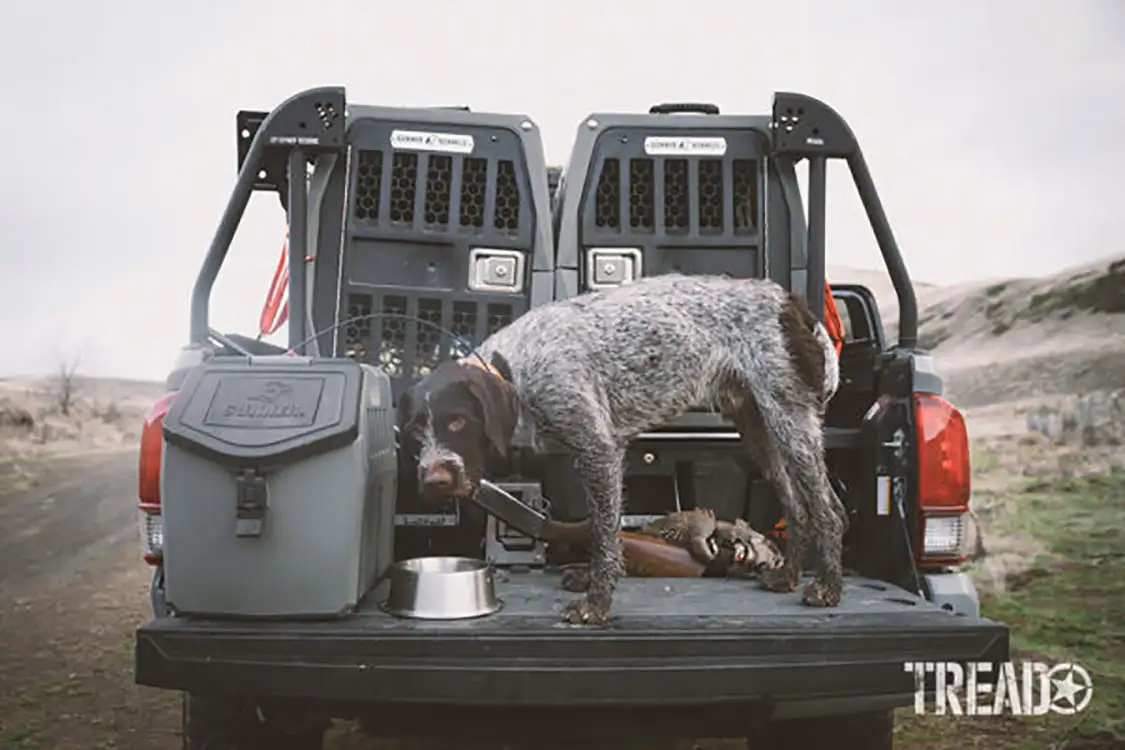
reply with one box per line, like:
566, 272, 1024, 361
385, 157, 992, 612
421, 460, 457, 492
419, 458, 475, 504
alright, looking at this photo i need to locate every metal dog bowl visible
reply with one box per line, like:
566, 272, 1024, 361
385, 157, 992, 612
382, 556, 501, 620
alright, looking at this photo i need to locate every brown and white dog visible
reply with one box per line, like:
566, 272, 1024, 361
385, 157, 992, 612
397, 273, 843, 626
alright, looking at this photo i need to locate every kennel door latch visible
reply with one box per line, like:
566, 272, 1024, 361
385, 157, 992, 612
881, 429, 905, 453
234, 469, 269, 538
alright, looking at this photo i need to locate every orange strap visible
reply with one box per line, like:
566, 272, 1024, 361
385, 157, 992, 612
457, 355, 502, 379
823, 281, 844, 357
259, 233, 316, 338
259, 237, 289, 336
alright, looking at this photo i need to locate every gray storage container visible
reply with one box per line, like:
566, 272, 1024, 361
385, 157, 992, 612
160, 356, 396, 618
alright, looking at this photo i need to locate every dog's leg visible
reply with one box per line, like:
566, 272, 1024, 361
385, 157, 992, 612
730, 402, 807, 593
800, 477, 846, 607
559, 563, 592, 592
561, 444, 626, 626
769, 408, 845, 607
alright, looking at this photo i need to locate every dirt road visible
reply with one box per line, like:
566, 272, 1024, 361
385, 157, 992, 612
0, 451, 180, 750
0, 451, 140, 601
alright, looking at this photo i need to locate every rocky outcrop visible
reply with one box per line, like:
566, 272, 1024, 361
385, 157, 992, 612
1025, 388, 1125, 447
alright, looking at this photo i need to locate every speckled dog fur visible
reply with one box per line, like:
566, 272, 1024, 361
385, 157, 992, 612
463, 272, 845, 625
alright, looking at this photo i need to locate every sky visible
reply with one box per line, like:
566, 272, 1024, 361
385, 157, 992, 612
1, 0, 1122, 381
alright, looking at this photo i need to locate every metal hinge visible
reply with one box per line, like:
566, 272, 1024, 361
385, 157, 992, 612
234, 469, 269, 537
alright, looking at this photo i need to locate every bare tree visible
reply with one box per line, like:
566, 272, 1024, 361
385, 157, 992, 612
55, 354, 80, 417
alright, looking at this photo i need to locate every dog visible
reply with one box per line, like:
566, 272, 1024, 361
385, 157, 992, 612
396, 272, 844, 626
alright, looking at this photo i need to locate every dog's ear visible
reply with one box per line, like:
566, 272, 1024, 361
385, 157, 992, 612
396, 387, 416, 432
489, 351, 514, 382
465, 369, 519, 459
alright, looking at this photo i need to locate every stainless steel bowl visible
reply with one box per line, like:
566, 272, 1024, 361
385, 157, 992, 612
382, 556, 501, 620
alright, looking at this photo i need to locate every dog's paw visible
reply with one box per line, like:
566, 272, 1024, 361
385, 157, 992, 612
560, 566, 591, 593
561, 597, 611, 626
758, 565, 799, 593
802, 580, 842, 608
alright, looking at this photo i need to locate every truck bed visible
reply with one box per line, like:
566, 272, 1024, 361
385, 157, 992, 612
135, 572, 1008, 718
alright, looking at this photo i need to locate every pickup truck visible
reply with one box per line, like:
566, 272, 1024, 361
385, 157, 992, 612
132, 87, 1009, 749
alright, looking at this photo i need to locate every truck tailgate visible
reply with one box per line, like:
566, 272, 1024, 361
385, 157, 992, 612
135, 573, 1008, 708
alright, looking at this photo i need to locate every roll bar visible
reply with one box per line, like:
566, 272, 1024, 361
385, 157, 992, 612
189, 87, 347, 353
771, 92, 919, 349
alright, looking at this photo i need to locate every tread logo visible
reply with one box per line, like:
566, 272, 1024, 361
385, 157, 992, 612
905, 661, 1093, 716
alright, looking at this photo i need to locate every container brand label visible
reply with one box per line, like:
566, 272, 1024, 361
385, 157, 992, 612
203, 377, 323, 429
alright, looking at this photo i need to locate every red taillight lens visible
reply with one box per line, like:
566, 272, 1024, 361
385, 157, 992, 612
138, 391, 178, 565
913, 393, 971, 564
914, 393, 971, 511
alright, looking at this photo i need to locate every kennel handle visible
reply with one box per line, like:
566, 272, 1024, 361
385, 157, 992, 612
648, 102, 721, 115
473, 480, 550, 539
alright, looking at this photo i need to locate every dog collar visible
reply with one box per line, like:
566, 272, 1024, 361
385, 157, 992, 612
457, 355, 503, 380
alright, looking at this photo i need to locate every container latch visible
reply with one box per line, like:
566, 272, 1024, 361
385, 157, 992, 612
234, 469, 269, 537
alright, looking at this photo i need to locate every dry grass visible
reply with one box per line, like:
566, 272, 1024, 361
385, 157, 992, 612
0, 375, 164, 487
963, 434, 1125, 597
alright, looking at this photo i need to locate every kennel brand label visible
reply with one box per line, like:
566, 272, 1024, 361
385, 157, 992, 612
643, 136, 727, 156
389, 129, 475, 154
203, 377, 324, 429
905, 661, 1093, 717
269, 135, 321, 146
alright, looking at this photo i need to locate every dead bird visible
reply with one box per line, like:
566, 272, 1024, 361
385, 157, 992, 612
543, 508, 785, 592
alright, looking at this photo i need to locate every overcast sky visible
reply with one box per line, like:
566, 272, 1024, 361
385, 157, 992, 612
1, 0, 1122, 381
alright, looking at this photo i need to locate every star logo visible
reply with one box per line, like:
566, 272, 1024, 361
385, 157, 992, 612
1048, 663, 1093, 714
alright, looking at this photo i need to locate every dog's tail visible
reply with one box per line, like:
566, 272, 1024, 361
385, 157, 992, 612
813, 321, 840, 403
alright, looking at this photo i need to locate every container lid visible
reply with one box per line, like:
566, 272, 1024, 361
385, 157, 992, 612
162, 356, 364, 468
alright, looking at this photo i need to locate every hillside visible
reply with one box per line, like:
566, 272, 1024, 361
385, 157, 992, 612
874, 254, 1125, 407
826, 264, 941, 314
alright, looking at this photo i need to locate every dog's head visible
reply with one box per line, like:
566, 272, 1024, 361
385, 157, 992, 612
396, 353, 520, 505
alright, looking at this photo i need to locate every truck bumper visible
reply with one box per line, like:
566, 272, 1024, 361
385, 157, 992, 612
135, 575, 1008, 716
924, 570, 982, 618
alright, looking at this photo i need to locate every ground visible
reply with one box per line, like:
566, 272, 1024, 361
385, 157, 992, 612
1, 256, 1124, 749
893, 459, 1125, 750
